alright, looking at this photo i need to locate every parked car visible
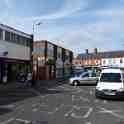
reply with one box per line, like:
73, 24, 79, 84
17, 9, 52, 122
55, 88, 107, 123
95, 68, 124, 99
16, 71, 32, 87
69, 71, 98, 86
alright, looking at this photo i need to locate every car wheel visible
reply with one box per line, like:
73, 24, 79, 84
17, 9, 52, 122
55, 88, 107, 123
73, 80, 79, 86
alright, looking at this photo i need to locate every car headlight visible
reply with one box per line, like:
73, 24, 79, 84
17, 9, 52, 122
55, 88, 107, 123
96, 86, 102, 91
117, 88, 124, 92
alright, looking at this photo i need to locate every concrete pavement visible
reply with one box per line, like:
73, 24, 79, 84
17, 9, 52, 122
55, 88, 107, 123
0, 80, 124, 124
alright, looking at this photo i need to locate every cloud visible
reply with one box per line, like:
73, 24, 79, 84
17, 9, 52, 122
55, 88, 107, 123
4, 0, 13, 9
51, 15, 124, 54
26, 0, 88, 21
1, 0, 124, 55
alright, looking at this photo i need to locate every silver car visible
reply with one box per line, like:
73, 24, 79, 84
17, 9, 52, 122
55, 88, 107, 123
69, 71, 98, 86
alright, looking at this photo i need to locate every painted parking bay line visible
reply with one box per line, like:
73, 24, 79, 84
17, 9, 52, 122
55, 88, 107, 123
71, 107, 93, 119
0, 118, 14, 124
15, 118, 31, 124
98, 107, 124, 119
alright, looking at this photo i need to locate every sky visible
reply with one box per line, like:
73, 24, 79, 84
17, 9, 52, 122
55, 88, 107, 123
0, 0, 124, 55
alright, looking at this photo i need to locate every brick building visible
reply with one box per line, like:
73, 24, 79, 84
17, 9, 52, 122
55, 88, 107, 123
33, 40, 73, 80
73, 49, 124, 68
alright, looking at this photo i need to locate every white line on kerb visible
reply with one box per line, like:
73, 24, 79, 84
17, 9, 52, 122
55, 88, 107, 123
0, 118, 14, 124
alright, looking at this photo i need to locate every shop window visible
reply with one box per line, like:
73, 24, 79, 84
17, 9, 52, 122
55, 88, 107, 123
113, 59, 116, 64
108, 59, 112, 64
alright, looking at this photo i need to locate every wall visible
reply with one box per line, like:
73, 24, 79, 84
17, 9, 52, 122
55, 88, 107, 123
0, 40, 30, 60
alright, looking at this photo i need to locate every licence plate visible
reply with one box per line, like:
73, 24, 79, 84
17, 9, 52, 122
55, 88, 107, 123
104, 92, 116, 95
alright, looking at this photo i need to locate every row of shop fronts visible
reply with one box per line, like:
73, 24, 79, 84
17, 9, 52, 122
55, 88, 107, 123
0, 24, 33, 83
33, 40, 73, 80
0, 59, 31, 83
0, 24, 73, 83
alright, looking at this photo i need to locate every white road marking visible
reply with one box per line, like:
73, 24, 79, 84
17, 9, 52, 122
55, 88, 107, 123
85, 122, 92, 124
72, 95, 89, 102
1, 118, 14, 124
32, 103, 39, 108
103, 100, 107, 104
70, 107, 93, 119
65, 108, 74, 117
48, 104, 64, 114
99, 107, 124, 119
30, 88, 49, 99
32, 108, 38, 112
64, 105, 92, 118
73, 87, 90, 95
94, 99, 99, 103
58, 86, 73, 91
89, 91, 93, 95
16, 118, 31, 123
83, 107, 93, 118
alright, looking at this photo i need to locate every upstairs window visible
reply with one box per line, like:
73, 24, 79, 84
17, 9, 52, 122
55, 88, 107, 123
0, 28, 3, 40
5, 31, 11, 41
120, 59, 123, 64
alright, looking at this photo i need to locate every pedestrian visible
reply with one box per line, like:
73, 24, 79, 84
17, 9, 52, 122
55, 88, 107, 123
31, 71, 35, 87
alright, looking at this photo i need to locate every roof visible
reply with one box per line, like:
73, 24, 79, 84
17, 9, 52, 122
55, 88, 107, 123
0, 23, 32, 39
34, 40, 73, 53
101, 68, 122, 73
77, 50, 124, 59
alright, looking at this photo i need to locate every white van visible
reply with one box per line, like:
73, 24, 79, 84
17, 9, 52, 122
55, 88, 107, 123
95, 68, 124, 98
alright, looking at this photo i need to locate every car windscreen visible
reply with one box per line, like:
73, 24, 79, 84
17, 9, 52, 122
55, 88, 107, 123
100, 73, 122, 82
74, 71, 84, 77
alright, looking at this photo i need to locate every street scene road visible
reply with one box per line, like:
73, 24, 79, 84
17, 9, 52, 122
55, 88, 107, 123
0, 81, 124, 124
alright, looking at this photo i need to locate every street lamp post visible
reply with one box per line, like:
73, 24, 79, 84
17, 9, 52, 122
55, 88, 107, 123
32, 20, 43, 80
32, 20, 43, 36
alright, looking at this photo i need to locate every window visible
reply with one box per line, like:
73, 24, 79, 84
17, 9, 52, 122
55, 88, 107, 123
11, 33, 14, 41
40, 48, 45, 54
108, 59, 112, 64
100, 73, 121, 82
81, 72, 89, 78
120, 59, 123, 64
103, 60, 106, 64
0, 28, 3, 40
26, 38, 31, 47
5, 31, 11, 41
